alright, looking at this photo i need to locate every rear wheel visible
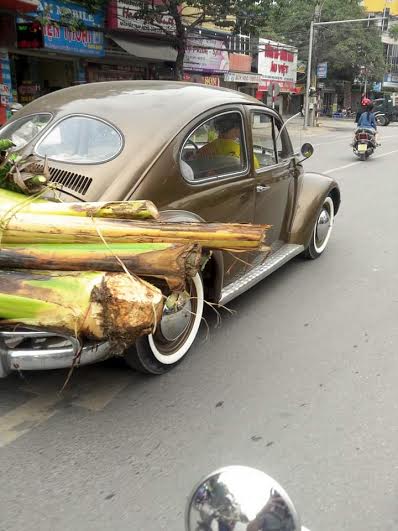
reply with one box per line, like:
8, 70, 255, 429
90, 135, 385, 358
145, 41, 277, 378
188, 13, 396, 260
376, 114, 388, 126
124, 274, 204, 374
304, 196, 335, 260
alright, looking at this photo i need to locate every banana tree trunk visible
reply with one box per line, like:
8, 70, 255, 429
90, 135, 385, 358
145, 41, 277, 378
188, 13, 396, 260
0, 270, 163, 347
0, 242, 202, 290
0, 189, 159, 220
1, 213, 270, 252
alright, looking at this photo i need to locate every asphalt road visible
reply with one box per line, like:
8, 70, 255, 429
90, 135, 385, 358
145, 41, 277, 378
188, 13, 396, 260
1, 120, 398, 531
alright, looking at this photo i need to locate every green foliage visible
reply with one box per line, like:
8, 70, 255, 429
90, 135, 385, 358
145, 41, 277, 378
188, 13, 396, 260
74, 0, 107, 14
128, 1, 271, 78
34, 0, 105, 29
58, 9, 87, 30
261, 0, 385, 82
389, 24, 398, 41
131, 0, 270, 35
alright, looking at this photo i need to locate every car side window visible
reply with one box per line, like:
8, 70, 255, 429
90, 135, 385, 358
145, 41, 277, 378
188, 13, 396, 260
180, 112, 247, 181
275, 119, 293, 161
251, 112, 277, 169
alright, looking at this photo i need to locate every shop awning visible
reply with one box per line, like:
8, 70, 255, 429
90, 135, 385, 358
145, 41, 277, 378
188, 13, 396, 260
110, 35, 177, 63
0, 0, 38, 11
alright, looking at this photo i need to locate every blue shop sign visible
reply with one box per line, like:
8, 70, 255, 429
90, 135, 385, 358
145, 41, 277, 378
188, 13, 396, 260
43, 25, 104, 56
37, 0, 104, 29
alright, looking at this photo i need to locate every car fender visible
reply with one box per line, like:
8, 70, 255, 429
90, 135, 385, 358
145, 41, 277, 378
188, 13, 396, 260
159, 209, 224, 302
288, 172, 341, 248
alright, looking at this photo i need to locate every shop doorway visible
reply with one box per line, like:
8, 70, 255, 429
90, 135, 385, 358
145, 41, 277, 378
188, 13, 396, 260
11, 54, 75, 104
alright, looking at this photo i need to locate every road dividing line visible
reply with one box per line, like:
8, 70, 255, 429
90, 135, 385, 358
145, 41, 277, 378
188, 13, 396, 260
324, 148, 398, 175
71, 372, 132, 412
0, 393, 61, 448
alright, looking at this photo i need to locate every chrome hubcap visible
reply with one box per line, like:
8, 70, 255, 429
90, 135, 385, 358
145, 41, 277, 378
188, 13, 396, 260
160, 294, 193, 343
316, 208, 331, 246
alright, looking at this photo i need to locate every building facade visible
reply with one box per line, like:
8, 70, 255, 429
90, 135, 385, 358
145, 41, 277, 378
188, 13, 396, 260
0, 0, 300, 124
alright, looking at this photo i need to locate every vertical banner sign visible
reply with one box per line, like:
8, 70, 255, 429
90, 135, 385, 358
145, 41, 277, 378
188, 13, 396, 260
317, 63, 328, 79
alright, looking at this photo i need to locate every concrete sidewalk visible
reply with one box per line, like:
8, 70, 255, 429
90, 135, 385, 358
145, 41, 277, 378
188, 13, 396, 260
285, 115, 355, 135
317, 116, 356, 131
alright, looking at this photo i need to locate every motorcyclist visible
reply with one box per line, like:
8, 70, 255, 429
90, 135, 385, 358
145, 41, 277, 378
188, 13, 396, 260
354, 104, 380, 146
355, 94, 372, 123
358, 104, 377, 130
361, 94, 372, 108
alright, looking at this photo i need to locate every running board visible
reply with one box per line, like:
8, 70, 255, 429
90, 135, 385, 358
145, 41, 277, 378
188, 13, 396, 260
220, 244, 304, 305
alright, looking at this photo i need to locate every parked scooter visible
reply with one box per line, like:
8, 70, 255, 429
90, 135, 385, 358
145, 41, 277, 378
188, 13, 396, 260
187, 466, 310, 530
353, 127, 377, 161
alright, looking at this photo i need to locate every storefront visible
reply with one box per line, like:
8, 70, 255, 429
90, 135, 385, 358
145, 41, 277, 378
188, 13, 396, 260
223, 71, 261, 96
9, 0, 104, 102
256, 38, 298, 115
183, 72, 220, 86
106, 0, 177, 80
183, 35, 229, 86
0, 10, 19, 123
221, 53, 259, 95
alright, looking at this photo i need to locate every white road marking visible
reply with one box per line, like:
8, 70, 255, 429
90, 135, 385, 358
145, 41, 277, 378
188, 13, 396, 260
0, 370, 131, 447
0, 393, 60, 448
324, 148, 398, 175
71, 372, 131, 412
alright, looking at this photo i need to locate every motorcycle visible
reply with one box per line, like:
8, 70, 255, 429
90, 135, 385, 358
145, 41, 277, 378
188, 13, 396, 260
187, 466, 310, 531
353, 127, 377, 161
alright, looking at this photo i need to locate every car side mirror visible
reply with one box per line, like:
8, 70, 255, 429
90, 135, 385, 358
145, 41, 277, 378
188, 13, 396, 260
300, 143, 314, 160
186, 466, 305, 531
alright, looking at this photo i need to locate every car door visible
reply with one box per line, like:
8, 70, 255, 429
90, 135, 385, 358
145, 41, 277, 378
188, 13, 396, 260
248, 107, 296, 250
132, 106, 256, 284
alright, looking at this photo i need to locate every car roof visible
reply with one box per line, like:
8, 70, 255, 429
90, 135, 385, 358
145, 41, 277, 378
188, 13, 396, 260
18, 81, 263, 129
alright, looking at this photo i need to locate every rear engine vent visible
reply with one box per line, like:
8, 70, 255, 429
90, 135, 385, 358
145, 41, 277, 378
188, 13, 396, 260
30, 164, 93, 196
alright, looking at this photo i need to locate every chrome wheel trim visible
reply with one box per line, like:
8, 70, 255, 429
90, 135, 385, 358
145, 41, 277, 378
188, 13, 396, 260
148, 274, 204, 365
314, 196, 334, 254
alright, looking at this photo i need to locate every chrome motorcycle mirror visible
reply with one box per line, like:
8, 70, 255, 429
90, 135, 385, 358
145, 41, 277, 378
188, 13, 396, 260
186, 465, 308, 531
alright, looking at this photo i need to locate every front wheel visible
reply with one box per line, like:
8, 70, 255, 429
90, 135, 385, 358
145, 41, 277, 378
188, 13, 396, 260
303, 195, 335, 259
124, 274, 204, 374
360, 153, 366, 161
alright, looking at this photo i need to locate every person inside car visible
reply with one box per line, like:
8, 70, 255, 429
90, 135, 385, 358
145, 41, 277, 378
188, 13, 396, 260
197, 115, 260, 169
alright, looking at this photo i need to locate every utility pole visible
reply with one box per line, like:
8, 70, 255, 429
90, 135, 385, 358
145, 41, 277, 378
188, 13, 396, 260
304, 21, 314, 128
304, 15, 387, 128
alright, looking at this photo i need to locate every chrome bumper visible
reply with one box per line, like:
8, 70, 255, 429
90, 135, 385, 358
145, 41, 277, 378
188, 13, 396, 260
0, 328, 110, 378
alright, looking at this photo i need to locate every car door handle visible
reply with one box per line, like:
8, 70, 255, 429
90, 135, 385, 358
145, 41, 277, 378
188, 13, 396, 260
256, 185, 270, 193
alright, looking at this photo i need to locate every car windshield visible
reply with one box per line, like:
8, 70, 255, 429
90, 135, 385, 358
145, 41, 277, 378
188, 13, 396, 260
36, 115, 123, 164
0, 113, 52, 149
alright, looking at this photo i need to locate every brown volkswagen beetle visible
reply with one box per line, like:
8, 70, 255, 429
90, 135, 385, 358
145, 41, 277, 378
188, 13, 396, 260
0, 81, 340, 377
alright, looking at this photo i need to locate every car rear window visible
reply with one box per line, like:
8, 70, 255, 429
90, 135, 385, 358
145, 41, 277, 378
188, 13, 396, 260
0, 113, 52, 149
36, 115, 123, 164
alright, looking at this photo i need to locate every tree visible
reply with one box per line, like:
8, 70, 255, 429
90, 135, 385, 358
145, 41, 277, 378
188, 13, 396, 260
127, 0, 271, 80
389, 23, 398, 42
261, 0, 385, 84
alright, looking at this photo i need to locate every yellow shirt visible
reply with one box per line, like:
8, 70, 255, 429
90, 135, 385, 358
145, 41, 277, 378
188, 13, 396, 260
198, 138, 260, 169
